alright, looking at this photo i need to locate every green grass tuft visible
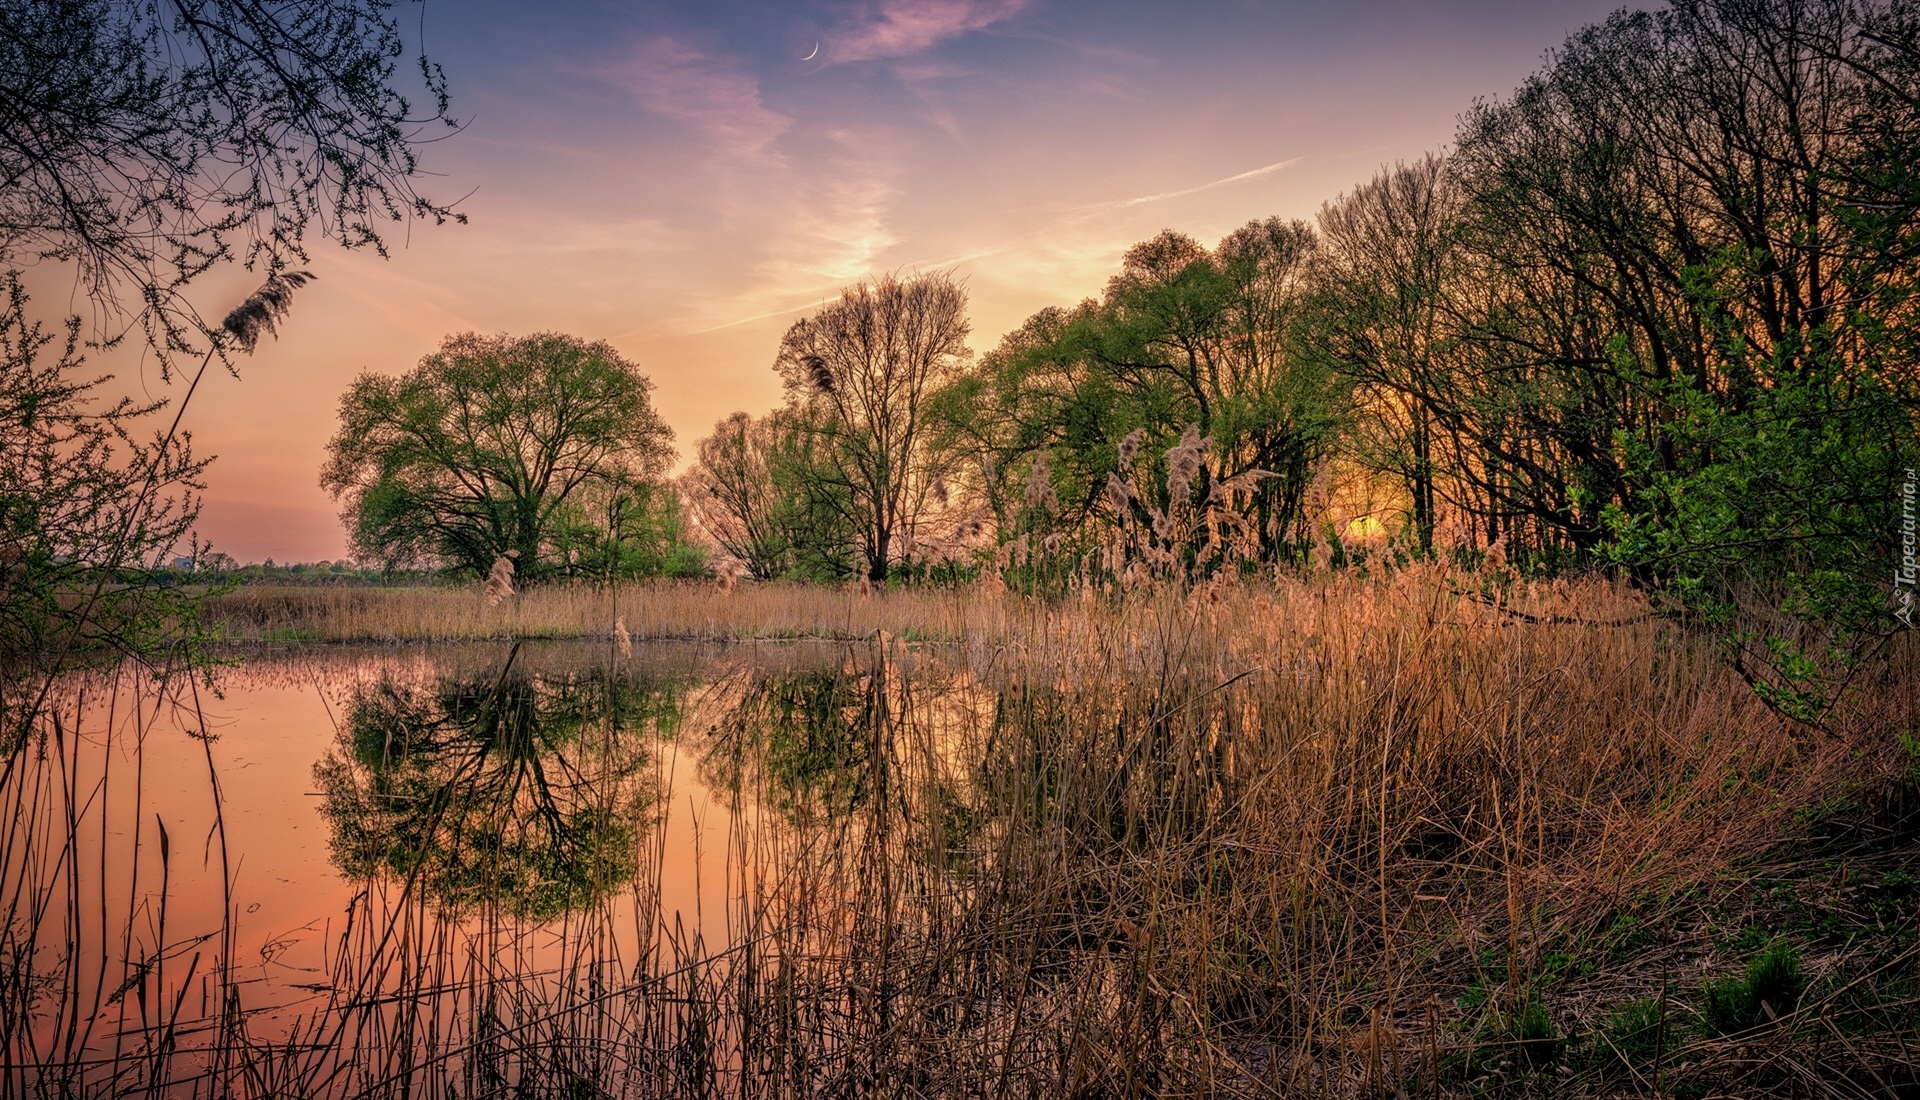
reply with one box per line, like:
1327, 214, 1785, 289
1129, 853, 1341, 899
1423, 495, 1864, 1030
1594, 997, 1663, 1066
1701, 939, 1803, 1034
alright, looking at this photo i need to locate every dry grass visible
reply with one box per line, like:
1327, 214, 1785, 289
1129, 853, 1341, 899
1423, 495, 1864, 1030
203, 580, 999, 645
7, 564, 1917, 1096
937, 566, 1917, 1094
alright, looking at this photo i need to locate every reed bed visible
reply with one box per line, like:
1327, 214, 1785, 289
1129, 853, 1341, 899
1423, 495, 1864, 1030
203, 581, 998, 645
4, 565, 1915, 1097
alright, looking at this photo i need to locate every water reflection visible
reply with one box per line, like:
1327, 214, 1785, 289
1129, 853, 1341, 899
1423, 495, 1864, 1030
694, 645, 989, 855
11, 639, 1019, 1097
313, 643, 680, 918
700, 664, 875, 820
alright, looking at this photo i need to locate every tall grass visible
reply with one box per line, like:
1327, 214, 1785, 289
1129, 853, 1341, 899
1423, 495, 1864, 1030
4, 565, 1915, 1096
204, 581, 999, 645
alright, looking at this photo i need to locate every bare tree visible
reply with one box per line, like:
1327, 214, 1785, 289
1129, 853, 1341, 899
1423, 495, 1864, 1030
774, 272, 971, 582
685, 412, 789, 579
1311, 155, 1465, 553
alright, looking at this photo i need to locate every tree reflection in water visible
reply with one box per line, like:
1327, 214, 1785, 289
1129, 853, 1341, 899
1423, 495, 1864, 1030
695, 640, 990, 876
314, 643, 678, 918
292, 639, 1006, 1096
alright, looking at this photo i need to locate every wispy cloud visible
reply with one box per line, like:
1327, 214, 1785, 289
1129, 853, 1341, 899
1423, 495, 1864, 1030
610, 37, 790, 157
690, 131, 902, 332
756, 171, 899, 286
828, 0, 1028, 63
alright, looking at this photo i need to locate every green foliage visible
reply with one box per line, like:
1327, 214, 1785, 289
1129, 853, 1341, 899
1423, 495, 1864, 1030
1506, 999, 1564, 1069
1699, 939, 1804, 1035
719, 670, 874, 820
322, 332, 679, 581
1297, 0, 1920, 706
685, 407, 861, 583
552, 479, 707, 580
944, 220, 1346, 581
315, 659, 676, 918
1604, 361, 1907, 719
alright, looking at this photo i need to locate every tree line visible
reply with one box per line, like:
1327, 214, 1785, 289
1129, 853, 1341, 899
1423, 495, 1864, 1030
311, 1, 1915, 659
8, 0, 1905, 716
673, 0, 1916, 710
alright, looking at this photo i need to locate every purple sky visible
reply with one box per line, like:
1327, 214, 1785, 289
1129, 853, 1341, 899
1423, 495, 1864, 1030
105, 0, 1639, 562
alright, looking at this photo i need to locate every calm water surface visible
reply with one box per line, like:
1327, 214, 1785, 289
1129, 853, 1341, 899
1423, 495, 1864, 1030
12, 636, 988, 1095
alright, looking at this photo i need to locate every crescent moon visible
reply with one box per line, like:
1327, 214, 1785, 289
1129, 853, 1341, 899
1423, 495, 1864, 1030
802, 41, 819, 61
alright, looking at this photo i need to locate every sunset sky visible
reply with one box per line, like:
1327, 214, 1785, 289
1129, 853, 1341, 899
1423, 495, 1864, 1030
89, 0, 1634, 563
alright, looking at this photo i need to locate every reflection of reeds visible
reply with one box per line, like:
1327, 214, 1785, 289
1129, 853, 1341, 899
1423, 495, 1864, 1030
4, 568, 1915, 1096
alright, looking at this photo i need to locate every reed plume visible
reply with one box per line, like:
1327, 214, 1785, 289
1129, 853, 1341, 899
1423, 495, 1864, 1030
803, 354, 835, 395
1023, 456, 1058, 513
484, 553, 516, 606
220, 271, 314, 353
1165, 423, 1209, 502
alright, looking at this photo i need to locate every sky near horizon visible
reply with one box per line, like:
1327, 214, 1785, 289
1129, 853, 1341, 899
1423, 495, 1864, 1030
80, 0, 1636, 563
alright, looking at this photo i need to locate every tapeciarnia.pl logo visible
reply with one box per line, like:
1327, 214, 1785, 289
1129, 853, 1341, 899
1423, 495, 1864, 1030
1898, 468, 1917, 628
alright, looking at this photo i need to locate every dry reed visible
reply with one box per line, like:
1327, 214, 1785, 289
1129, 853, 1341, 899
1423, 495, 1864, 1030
204, 581, 997, 646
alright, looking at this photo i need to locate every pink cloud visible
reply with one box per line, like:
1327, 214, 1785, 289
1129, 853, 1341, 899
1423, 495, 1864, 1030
612, 38, 790, 156
828, 0, 1027, 63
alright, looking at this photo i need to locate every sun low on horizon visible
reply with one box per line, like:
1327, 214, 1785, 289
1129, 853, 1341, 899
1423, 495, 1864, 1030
105, 0, 1630, 564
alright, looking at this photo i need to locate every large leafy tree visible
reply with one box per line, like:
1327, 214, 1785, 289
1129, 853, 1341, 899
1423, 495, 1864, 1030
944, 220, 1344, 575
322, 332, 676, 579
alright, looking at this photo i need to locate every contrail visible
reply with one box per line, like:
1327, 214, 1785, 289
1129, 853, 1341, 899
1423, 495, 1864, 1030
1099, 156, 1304, 211
894, 155, 1306, 271
684, 294, 837, 335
